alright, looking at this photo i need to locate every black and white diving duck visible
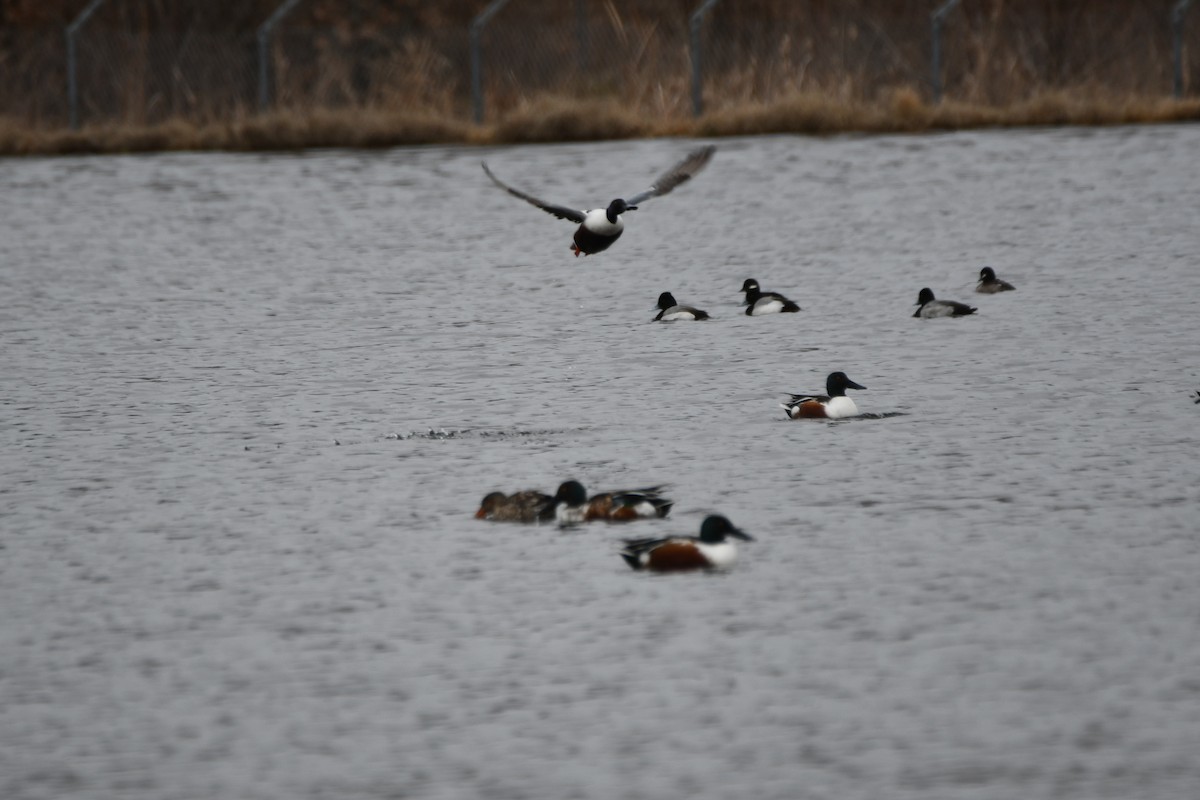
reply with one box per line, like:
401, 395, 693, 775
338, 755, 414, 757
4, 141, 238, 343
740, 278, 801, 315
481, 145, 716, 257
913, 288, 977, 318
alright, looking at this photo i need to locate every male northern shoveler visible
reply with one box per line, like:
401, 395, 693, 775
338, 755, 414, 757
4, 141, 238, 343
914, 288, 977, 318
975, 266, 1016, 294
550, 480, 674, 525
654, 292, 710, 321
781, 371, 867, 419
740, 278, 801, 315
481, 145, 716, 257
619, 515, 752, 572
475, 490, 553, 523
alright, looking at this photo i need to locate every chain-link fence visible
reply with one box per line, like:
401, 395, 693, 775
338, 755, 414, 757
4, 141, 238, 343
1, 0, 1197, 131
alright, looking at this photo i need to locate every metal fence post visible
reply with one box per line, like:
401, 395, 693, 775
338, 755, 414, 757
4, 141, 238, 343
576, 0, 590, 74
470, 0, 513, 124
65, 0, 108, 130
931, 0, 963, 104
258, 0, 307, 112
1174, 0, 1196, 98
690, 0, 723, 117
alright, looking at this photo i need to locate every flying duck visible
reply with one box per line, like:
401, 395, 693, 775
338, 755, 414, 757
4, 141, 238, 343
914, 288, 977, 318
740, 278, 801, 315
654, 292, 710, 321
781, 372, 867, 419
975, 266, 1016, 293
481, 145, 716, 257
550, 480, 674, 525
619, 515, 752, 572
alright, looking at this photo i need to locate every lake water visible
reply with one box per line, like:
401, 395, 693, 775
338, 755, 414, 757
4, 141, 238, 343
3, 125, 1200, 800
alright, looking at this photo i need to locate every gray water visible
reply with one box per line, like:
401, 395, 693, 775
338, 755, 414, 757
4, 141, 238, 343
2, 126, 1199, 800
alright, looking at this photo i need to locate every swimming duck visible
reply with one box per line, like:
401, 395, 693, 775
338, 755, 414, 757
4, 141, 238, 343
781, 372, 867, 419
619, 515, 752, 572
741, 278, 801, 315
475, 490, 553, 523
481, 145, 716, 257
913, 288, 977, 318
551, 480, 674, 525
654, 292, 710, 321
975, 266, 1016, 293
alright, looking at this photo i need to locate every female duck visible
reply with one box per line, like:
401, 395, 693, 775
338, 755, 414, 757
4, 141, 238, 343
975, 266, 1016, 293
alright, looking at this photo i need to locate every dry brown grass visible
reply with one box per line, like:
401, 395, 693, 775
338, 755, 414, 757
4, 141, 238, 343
4, 90, 1200, 157
3, 0, 1199, 156
0, 108, 474, 155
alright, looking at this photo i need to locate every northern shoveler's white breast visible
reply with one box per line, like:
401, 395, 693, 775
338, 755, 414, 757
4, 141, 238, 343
914, 288, 977, 318
481, 145, 716, 257
619, 515, 752, 572
781, 371, 867, 420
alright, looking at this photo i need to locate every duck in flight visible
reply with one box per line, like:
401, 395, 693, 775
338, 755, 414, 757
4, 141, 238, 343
481, 145, 716, 257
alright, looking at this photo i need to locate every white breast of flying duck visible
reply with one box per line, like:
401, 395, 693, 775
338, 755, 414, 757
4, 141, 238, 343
582, 208, 622, 234
750, 298, 785, 315
823, 396, 860, 419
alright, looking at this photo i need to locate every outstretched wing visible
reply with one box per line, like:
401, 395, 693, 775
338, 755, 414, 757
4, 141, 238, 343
481, 162, 586, 223
626, 145, 716, 206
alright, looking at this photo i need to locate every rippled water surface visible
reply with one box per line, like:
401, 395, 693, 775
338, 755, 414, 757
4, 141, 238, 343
3, 126, 1200, 800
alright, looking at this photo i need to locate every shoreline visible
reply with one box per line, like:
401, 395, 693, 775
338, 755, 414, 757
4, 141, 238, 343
4, 90, 1199, 157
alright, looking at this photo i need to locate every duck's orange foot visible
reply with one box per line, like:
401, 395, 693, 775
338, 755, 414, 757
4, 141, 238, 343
571, 243, 581, 257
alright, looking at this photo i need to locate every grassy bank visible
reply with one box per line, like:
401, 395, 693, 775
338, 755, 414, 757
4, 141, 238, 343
2, 0, 1197, 155
3, 89, 1199, 157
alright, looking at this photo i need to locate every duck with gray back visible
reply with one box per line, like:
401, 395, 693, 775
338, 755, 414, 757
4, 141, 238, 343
914, 288, 977, 318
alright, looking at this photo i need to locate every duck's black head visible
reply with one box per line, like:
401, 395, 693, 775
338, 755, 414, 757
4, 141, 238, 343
979, 266, 996, 282
741, 278, 760, 294
606, 199, 635, 223
554, 480, 588, 506
656, 292, 678, 310
916, 288, 935, 305
698, 515, 752, 543
827, 371, 867, 396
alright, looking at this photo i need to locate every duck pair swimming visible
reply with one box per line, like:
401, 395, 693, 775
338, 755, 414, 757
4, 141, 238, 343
654, 279, 803, 321
476, 481, 673, 525
916, 268, 1015, 316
